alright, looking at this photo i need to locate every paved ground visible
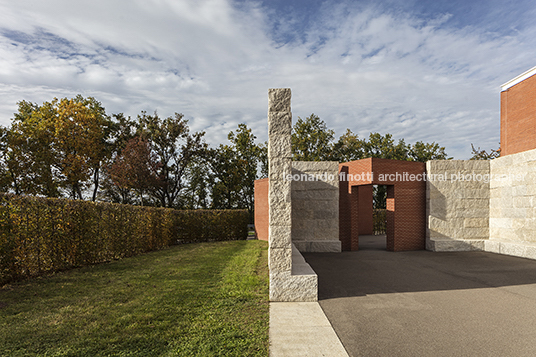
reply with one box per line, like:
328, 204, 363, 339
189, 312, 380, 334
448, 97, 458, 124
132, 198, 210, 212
303, 236, 536, 357
269, 302, 348, 357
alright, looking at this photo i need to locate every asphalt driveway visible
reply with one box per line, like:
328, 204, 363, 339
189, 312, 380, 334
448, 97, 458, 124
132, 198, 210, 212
303, 238, 536, 357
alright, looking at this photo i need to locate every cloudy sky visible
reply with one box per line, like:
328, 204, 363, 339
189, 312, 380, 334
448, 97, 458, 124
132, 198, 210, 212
1, 0, 536, 158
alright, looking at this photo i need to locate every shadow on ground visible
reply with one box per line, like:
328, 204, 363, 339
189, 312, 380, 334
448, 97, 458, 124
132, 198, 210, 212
303, 240, 536, 357
303, 239, 536, 299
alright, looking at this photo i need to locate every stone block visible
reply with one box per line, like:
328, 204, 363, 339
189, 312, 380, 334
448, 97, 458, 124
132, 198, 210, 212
313, 210, 338, 219
270, 273, 318, 302
269, 225, 292, 248
523, 245, 536, 260
269, 247, 292, 273
268, 88, 291, 113
268, 112, 292, 136
484, 240, 501, 253
499, 242, 525, 257
269, 134, 292, 158
269, 179, 291, 204
269, 204, 291, 227
294, 240, 342, 253
464, 217, 489, 228
428, 238, 485, 251
269, 158, 291, 181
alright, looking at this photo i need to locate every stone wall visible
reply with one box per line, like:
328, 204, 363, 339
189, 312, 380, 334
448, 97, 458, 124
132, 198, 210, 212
291, 161, 341, 253
486, 148, 536, 258
268, 88, 317, 302
426, 160, 490, 251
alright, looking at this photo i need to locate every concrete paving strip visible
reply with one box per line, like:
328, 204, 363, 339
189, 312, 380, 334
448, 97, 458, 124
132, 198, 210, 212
269, 302, 349, 357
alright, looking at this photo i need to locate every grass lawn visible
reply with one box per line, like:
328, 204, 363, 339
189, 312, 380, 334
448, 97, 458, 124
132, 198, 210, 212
0, 240, 269, 356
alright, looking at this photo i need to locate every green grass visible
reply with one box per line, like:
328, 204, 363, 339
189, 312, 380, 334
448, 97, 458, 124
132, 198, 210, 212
0, 240, 269, 356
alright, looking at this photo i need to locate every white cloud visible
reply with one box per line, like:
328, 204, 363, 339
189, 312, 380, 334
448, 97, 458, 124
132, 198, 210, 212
0, 0, 535, 158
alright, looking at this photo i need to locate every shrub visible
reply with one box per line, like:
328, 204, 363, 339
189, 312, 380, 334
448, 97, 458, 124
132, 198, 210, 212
0, 193, 248, 284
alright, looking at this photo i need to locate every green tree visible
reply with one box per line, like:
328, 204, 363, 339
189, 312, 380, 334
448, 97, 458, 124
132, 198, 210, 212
470, 143, 500, 160
207, 124, 267, 220
292, 114, 335, 161
409, 141, 449, 162
362, 133, 409, 160
330, 129, 365, 162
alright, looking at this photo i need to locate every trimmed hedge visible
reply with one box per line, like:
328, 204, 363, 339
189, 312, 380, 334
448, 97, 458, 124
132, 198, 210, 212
0, 193, 248, 284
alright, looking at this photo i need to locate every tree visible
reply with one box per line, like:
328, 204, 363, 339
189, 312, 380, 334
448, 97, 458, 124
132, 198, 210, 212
3, 100, 60, 197
292, 114, 335, 161
470, 143, 500, 160
361, 132, 409, 161
54, 96, 114, 200
409, 141, 449, 162
180, 160, 211, 209
107, 137, 161, 205
137, 111, 206, 208
98, 113, 138, 203
330, 129, 365, 162
1, 96, 114, 200
207, 124, 267, 219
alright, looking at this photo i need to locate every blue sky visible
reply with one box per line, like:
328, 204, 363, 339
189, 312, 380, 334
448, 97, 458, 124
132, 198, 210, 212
1, 0, 536, 158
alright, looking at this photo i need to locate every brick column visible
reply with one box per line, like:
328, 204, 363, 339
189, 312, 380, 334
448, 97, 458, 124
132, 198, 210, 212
339, 166, 351, 251
350, 185, 360, 251
386, 185, 395, 251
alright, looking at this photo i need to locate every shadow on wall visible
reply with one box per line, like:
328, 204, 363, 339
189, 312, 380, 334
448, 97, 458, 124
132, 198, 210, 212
302, 250, 536, 300
291, 166, 340, 253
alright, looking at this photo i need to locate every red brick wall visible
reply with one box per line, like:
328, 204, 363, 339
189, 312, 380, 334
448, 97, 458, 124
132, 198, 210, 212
339, 166, 352, 251
501, 73, 536, 156
386, 185, 395, 251
357, 185, 373, 235
254, 178, 269, 241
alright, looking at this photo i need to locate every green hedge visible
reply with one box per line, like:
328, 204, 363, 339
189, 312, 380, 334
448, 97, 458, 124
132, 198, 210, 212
0, 194, 248, 284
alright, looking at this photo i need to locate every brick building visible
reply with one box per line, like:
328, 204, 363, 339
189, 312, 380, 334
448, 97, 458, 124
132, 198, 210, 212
501, 65, 536, 156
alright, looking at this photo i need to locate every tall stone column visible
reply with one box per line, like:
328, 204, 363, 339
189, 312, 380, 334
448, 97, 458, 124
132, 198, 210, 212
268, 89, 293, 289
268, 88, 317, 301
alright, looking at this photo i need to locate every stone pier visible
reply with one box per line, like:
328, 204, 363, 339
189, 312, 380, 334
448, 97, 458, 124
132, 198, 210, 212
268, 88, 317, 301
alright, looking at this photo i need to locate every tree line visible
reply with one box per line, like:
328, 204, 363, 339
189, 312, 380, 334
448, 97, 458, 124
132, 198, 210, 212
0, 95, 456, 214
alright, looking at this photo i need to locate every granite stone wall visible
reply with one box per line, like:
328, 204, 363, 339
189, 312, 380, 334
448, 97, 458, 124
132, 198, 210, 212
290, 161, 341, 253
486, 148, 536, 258
426, 160, 490, 251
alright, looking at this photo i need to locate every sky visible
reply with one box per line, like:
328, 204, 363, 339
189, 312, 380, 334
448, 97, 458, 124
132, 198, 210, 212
1, 0, 536, 159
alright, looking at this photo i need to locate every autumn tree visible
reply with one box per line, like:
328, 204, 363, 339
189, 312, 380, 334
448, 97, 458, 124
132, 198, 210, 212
54, 96, 114, 200
108, 137, 161, 205
137, 111, 206, 208
0, 96, 114, 200
3, 100, 60, 197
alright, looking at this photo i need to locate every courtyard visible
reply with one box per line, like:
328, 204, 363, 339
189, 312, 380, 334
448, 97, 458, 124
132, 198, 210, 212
303, 242, 536, 356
